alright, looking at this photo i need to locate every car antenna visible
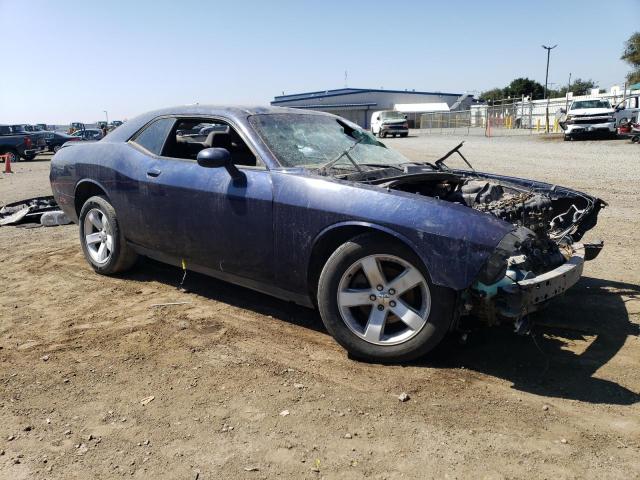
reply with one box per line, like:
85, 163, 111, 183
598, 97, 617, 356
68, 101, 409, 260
434, 141, 475, 171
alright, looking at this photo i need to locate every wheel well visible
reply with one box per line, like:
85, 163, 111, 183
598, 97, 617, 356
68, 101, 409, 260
307, 226, 411, 304
74, 182, 107, 216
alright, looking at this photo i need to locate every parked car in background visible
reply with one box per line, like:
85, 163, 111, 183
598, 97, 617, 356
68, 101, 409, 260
370, 110, 409, 138
558, 99, 616, 140
110, 120, 123, 128
70, 128, 103, 141
0, 125, 43, 161
50, 105, 605, 362
46, 131, 81, 153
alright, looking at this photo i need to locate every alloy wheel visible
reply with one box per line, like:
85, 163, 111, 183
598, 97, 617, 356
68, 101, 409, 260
83, 208, 114, 264
337, 254, 431, 345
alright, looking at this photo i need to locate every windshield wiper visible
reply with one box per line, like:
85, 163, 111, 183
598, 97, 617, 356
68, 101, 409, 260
318, 137, 364, 175
358, 163, 404, 171
434, 141, 475, 171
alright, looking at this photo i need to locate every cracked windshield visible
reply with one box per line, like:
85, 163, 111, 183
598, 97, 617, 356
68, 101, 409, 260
249, 113, 409, 170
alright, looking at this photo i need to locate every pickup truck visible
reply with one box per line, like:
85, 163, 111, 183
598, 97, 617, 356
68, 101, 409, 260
10, 124, 48, 152
558, 100, 617, 140
0, 125, 43, 162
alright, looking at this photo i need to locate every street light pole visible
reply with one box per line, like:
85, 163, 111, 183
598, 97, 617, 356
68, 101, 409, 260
542, 44, 557, 133
103, 110, 109, 126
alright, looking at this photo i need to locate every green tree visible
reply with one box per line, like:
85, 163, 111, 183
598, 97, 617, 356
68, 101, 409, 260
556, 78, 598, 96
504, 77, 545, 100
621, 32, 640, 84
480, 78, 546, 103
479, 87, 504, 103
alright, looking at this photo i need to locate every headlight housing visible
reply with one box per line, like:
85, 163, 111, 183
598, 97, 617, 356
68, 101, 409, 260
477, 228, 533, 284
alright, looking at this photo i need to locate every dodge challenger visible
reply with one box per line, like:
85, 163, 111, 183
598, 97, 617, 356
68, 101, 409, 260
50, 106, 605, 362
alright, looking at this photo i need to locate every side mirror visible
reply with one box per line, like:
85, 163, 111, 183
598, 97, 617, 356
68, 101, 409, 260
196, 147, 244, 181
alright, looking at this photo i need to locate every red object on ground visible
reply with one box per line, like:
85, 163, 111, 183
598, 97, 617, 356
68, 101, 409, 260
3, 153, 13, 173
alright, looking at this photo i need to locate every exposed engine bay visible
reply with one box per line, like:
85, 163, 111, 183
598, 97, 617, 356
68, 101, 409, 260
339, 142, 606, 327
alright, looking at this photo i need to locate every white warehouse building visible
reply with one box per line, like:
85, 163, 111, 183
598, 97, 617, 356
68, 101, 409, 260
271, 88, 476, 128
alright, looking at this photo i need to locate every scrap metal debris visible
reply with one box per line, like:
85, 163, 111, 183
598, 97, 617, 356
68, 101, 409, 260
0, 196, 67, 227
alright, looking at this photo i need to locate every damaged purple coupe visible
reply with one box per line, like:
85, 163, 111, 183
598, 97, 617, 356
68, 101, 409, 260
50, 106, 605, 362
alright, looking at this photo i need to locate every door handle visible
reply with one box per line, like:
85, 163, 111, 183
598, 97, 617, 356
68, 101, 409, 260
146, 168, 161, 178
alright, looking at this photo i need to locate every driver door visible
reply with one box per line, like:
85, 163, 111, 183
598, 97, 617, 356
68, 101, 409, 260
123, 116, 274, 285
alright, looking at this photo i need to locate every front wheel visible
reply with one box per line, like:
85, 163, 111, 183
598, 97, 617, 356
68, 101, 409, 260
317, 233, 455, 363
53, 144, 61, 153
79, 195, 138, 275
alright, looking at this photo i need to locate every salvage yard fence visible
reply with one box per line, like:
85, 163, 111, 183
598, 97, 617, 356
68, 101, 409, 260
417, 85, 637, 137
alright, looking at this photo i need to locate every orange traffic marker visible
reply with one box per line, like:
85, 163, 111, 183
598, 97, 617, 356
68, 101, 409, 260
2, 153, 13, 173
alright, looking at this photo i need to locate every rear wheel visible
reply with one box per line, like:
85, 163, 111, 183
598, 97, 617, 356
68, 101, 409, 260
317, 233, 455, 362
53, 144, 61, 153
79, 195, 138, 275
400, 132, 408, 137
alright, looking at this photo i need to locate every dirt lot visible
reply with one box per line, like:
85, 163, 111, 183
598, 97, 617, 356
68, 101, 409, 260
1, 135, 639, 479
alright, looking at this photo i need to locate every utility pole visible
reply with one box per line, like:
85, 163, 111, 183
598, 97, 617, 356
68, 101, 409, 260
542, 44, 557, 133
103, 110, 109, 125
565, 72, 572, 112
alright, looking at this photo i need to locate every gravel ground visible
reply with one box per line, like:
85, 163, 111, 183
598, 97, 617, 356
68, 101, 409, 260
1, 135, 639, 479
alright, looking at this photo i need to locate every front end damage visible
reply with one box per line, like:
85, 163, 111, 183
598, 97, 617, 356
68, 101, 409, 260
454, 175, 606, 328
367, 162, 606, 328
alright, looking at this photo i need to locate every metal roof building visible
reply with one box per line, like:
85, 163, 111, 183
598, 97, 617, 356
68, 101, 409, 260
270, 88, 467, 128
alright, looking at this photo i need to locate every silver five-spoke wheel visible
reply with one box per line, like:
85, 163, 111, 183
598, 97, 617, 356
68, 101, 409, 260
337, 254, 431, 346
83, 208, 113, 264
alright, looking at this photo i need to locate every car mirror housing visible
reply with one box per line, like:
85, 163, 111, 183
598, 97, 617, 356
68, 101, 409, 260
196, 147, 244, 182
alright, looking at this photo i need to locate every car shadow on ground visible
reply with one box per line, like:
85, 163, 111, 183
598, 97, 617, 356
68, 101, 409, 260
127, 260, 640, 405
423, 276, 640, 405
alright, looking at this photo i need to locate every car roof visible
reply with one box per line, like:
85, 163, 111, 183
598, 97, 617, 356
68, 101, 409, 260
106, 105, 332, 143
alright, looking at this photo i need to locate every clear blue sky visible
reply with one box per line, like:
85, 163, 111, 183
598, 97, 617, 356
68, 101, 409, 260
1, 0, 638, 124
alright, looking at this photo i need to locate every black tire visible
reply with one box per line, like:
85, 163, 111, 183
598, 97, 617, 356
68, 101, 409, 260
53, 144, 61, 153
392, 134, 397, 138
78, 195, 138, 275
380, 131, 387, 138
1, 149, 19, 163
317, 233, 455, 363
632, 135, 640, 144
23, 155, 35, 161
564, 134, 572, 141
400, 133, 408, 138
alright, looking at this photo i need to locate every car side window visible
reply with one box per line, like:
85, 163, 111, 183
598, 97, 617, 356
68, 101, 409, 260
162, 118, 262, 168
132, 118, 175, 155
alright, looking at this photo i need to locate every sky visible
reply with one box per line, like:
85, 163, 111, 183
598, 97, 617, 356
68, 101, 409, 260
1, 0, 638, 124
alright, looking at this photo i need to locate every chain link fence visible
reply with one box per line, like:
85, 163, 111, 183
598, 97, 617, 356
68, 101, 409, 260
416, 84, 636, 137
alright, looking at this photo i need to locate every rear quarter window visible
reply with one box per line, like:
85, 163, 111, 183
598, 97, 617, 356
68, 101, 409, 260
132, 118, 175, 155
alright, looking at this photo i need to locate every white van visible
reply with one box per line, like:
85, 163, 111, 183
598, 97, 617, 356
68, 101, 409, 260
370, 110, 408, 138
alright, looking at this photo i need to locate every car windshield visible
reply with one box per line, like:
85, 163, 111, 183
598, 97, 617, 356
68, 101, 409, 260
380, 111, 405, 120
249, 113, 410, 169
570, 100, 611, 110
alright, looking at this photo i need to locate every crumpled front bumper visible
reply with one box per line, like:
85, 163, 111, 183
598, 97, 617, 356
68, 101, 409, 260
469, 244, 590, 322
498, 244, 585, 317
